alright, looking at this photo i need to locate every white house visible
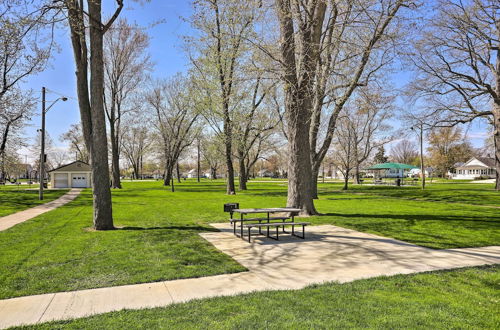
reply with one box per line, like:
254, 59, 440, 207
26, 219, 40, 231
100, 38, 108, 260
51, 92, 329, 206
408, 167, 433, 178
49, 161, 92, 188
453, 157, 496, 180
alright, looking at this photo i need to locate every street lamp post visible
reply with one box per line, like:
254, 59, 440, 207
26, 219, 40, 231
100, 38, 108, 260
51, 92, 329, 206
411, 123, 426, 190
39, 87, 67, 200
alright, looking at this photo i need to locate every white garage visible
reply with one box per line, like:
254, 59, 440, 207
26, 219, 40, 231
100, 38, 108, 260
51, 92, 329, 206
49, 161, 92, 188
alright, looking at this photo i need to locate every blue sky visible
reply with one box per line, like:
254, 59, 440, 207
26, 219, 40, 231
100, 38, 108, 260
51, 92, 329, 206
21, 1, 193, 159
19, 1, 490, 161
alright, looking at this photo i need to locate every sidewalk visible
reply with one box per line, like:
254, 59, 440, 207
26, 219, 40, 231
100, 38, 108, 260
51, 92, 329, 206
0, 189, 82, 232
0, 224, 498, 328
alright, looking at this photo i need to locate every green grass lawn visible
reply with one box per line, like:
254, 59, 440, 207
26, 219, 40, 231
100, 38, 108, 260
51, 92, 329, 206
346, 182, 500, 206
17, 265, 500, 329
0, 186, 68, 217
0, 179, 498, 300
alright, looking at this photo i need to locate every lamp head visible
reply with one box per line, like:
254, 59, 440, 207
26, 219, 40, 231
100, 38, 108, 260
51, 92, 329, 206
62, 97, 68, 101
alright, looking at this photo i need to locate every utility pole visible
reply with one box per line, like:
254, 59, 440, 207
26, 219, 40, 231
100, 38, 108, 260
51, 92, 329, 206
39, 87, 46, 200
419, 123, 425, 190
412, 122, 426, 190
38, 87, 67, 200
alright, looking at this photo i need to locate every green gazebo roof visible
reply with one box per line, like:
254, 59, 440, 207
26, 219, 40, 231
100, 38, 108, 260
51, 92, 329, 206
366, 162, 418, 170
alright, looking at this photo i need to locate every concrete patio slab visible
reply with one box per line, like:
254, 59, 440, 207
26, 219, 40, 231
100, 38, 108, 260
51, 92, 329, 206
0, 189, 82, 232
0, 224, 498, 329
203, 224, 500, 286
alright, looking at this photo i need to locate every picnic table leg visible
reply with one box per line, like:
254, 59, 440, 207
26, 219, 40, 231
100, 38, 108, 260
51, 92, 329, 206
266, 212, 270, 237
258, 220, 262, 235
240, 214, 244, 237
292, 224, 294, 236
276, 226, 279, 240
248, 226, 252, 242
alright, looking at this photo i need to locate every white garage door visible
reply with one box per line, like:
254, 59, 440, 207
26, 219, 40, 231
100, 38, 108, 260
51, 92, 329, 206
54, 173, 68, 188
72, 173, 87, 188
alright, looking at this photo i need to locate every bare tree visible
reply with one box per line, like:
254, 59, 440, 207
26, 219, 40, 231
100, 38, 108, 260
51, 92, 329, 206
0, 0, 56, 100
408, 0, 500, 189
350, 89, 394, 184
0, 0, 56, 180
331, 90, 393, 189
145, 75, 200, 186
233, 77, 279, 190
188, 0, 260, 195
121, 120, 151, 180
104, 18, 151, 189
0, 90, 34, 180
390, 139, 418, 164
200, 133, 225, 179
62, 0, 124, 230
60, 124, 89, 162
331, 116, 356, 190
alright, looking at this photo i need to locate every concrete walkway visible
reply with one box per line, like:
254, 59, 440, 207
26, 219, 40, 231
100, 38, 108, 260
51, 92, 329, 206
0, 189, 82, 232
0, 224, 498, 328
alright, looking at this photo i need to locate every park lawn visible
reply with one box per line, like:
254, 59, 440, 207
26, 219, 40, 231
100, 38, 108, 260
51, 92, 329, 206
312, 186, 500, 249
0, 187, 68, 217
18, 265, 500, 329
0, 185, 246, 299
345, 182, 500, 207
0, 179, 498, 299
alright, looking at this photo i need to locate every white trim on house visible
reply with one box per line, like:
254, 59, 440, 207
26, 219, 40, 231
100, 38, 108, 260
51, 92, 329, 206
452, 157, 496, 180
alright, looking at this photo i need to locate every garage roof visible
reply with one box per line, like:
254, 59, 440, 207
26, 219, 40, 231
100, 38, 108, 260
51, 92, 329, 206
49, 160, 91, 172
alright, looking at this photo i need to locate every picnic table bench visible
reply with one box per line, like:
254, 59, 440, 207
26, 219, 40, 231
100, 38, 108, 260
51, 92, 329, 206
226, 207, 310, 242
242, 221, 309, 242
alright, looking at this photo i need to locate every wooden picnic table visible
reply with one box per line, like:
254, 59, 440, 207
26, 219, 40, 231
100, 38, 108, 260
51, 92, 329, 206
230, 207, 302, 238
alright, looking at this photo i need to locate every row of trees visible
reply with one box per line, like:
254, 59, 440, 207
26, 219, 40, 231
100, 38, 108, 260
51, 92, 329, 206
1, 0, 498, 230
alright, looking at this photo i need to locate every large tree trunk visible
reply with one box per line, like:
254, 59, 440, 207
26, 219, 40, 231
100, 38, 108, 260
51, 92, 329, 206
286, 109, 317, 214
493, 104, 500, 190
224, 132, 236, 194
88, 0, 113, 230
311, 164, 320, 199
211, 166, 217, 180
276, 0, 321, 215
110, 126, 121, 189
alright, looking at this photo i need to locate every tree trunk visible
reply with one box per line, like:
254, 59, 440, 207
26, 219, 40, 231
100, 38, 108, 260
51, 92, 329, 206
88, 0, 113, 230
224, 135, 236, 194
311, 165, 319, 199
353, 161, 361, 184
286, 100, 317, 214
343, 170, 350, 190
110, 126, 121, 189
276, 0, 318, 215
493, 104, 500, 190
211, 166, 217, 180
163, 166, 172, 186
238, 155, 247, 190
176, 162, 181, 183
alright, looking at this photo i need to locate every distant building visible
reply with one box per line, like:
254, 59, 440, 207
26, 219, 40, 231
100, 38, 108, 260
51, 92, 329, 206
48, 161, 92, 188
453, 157, 496, 180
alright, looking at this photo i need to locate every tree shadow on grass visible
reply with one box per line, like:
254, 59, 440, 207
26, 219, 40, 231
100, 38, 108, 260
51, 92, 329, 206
116, 225, 219, 232
321, 212, 500, 224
